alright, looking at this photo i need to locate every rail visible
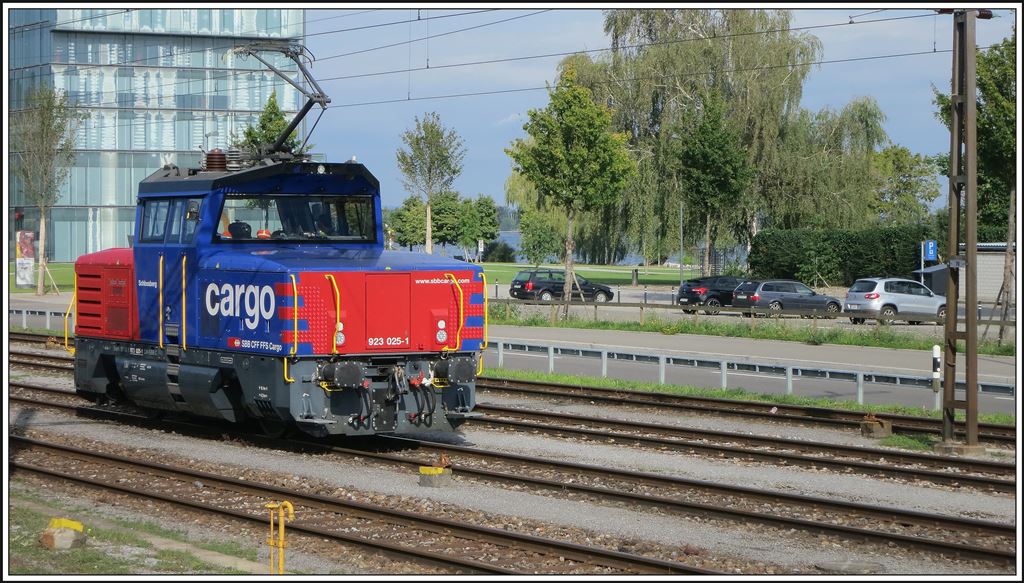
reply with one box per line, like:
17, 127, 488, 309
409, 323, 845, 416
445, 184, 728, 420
487, 337, 1015, 405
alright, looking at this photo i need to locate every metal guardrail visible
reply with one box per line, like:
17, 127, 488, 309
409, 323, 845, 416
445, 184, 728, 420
10, 309, 69, 331
13, 308, 1014, 403
487, 337, 1015, 408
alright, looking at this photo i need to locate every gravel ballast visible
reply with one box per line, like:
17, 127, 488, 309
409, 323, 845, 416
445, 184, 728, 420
9, 404, 1013, 575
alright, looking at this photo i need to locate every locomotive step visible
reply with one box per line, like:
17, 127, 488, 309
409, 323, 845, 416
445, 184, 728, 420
445, 411, 485, 420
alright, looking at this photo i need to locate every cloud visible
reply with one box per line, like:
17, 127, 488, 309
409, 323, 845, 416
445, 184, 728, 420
495, 112, 525, 126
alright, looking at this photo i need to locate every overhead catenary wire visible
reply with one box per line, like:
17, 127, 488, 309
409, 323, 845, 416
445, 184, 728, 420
34, 44, 999, 142
9, 8, 517, 109
34, 11, 939, 115
330, 47, 989, 109
9, 9, 494, 80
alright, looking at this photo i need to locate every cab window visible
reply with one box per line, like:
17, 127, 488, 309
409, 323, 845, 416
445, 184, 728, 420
215, 194, 376, 242
164, 198, 203, 244
140, 199, 170, 242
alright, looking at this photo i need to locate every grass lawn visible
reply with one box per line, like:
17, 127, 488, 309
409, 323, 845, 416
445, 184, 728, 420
482, 367, 1017, 426
480, 262, 696, 288
7, 489, 251, 575
9, 262, 76, 294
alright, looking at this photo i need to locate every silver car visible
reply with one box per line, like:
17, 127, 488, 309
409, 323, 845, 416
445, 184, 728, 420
844, 278, 946, 324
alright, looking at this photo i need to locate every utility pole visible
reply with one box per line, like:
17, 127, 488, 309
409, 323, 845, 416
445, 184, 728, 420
679, 201, 684, 285
937, 8, 991, 454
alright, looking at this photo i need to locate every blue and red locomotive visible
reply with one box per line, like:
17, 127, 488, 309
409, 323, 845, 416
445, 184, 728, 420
71, 44, 486, 437
73, 151, 486, 437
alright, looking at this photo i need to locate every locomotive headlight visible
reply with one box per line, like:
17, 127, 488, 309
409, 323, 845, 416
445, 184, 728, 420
435, 329, 448, 343
437, 320, 446, 330
335, 322, 345, 345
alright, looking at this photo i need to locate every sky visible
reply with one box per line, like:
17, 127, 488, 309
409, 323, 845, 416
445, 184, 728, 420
296, 6, 1017, 210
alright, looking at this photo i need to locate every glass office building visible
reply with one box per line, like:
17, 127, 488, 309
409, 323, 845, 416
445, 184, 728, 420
9, 9, 305, 261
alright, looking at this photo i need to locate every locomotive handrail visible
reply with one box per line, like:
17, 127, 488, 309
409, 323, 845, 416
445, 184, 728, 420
289, 274, 298, 356
325, 274, 341, 355
478, 271, 489, 375
158, 254, 164, 349
480, 272, 489, 350
284, 274, 299, 383
63, 275, 77, 355
443, 273, 464, 353
181, 254, 187, 352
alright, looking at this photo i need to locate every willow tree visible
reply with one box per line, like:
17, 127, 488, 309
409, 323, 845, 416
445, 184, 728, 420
507, 69, 636, 316
10, 86, 84, 295
764, 97, 888, 229
589, 9, 823, 257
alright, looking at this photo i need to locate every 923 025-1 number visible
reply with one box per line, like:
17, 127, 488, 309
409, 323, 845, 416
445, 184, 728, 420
367, 336, 408, 346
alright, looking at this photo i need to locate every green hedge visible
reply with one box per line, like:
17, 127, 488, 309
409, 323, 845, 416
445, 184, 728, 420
749, 224, 933, 286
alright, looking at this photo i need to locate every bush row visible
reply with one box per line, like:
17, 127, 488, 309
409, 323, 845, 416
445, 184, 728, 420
748, 224, 934, 286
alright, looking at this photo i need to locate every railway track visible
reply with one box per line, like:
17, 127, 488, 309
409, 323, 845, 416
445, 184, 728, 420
468, 404, 1016, 493
9, 349, 75, 370
11, 332, 1015, 445
9, 382, 1017, 567
9, 432, 715, 575
476, 377, 1017, 445
10, 349, 1016, 492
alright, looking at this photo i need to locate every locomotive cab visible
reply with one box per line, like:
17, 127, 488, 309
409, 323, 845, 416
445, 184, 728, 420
73, 153, 486, 437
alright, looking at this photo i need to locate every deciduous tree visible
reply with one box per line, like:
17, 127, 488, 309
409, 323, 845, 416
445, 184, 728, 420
670, 92, 752, 275
507, 69, 636, 315
396, 112, 466, 254
933, 31, 1016, 240
10, 86, 85, 295
391, 195, 425, 250
519, 210, 564, 266
871, 145, 940, 224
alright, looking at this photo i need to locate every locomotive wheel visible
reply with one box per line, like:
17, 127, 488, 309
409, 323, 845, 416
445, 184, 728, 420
258, 417, 294, 438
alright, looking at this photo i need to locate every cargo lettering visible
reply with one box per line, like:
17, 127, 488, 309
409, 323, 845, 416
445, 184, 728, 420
205, 283, 275, 330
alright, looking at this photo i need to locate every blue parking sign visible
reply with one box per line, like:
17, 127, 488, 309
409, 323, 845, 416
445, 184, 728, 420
924, 239, 937, 261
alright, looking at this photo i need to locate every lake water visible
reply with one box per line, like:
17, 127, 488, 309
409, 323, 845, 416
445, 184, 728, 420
391, 230, 745, 268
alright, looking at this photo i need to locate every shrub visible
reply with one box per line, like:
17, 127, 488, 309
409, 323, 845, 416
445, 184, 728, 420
482, 240, 516, 263
749, 224, 933, 285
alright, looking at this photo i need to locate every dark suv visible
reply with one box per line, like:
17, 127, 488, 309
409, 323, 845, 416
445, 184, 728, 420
675, 275, 743, 315
509, 269, 613, 302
